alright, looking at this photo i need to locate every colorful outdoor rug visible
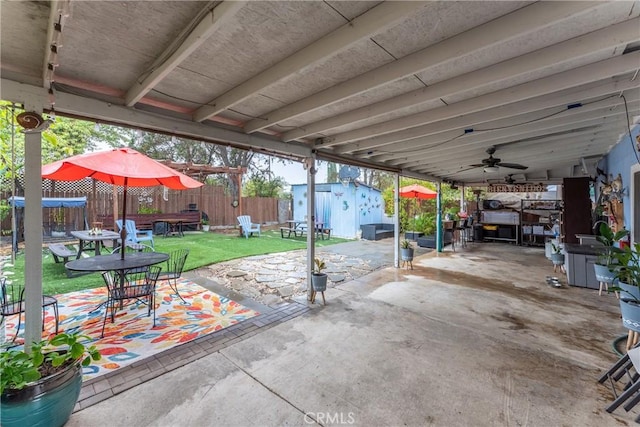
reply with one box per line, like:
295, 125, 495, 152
3, 278, 259, 381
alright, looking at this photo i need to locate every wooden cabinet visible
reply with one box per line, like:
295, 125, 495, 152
562, 177, 592, 244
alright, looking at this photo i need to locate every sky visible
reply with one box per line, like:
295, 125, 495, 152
270, 159, 328, 187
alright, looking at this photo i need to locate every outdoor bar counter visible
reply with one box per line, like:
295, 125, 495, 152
564, 243, 605, 289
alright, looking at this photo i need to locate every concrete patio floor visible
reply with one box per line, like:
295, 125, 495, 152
67, 241, 632, 426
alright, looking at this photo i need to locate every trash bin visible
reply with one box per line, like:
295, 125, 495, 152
473, 224, 484, 242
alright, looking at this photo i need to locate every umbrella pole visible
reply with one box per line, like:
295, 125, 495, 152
120, 180, 128, 260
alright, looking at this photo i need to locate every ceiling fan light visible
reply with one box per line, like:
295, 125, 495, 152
484, 166, 499, 173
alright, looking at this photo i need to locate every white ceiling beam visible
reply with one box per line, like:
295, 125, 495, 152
1, 79, 311, 159
419, 148, 615, 181
243, 1, 602, 134
337, 77, 639, 155
391, 116, 631, 170
125, 1, 246, 107
371, 97, 639, 163
193, 1, 425, 122
285, 17, 640, 143
396, 120, 623, 170
322, 52, 640, 146
390, 114, 632, 170
414, 130, 622, 174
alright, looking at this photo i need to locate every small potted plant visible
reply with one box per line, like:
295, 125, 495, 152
201, 218, 210, 232
400, 239, 414, 263
594, 222, 629, 286
610, 243, 640, 337
1, 331, 101, 427
311, 257, 327, 292
550, 243, 565, 272
51, 208, 66, 238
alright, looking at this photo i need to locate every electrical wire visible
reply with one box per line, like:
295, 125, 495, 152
473, 94, 617, 132
621, 93, 640, 164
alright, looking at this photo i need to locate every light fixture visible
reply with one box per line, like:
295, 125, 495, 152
483, 166, 499, 173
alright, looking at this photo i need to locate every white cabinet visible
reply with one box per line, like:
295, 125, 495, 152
520, 200, 563, 247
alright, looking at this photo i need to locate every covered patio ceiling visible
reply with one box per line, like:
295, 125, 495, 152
2, 0, 640, 185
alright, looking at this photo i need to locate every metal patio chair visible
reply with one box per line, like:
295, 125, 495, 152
158, 249, 190, 303
0, 276, 59, 343
100, 265, 162, 338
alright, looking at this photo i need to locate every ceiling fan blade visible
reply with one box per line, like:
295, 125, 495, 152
497, 162, 528, 170
468, 164, 485, 168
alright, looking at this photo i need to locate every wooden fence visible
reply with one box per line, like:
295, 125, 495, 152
1, 184, 283, 233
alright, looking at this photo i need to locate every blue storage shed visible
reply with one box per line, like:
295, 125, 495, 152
291, 183, 385, 239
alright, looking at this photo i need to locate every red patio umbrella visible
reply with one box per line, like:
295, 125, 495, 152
398, 184, 438, 230
398, 184, 437, 199
42, 147, 203, 259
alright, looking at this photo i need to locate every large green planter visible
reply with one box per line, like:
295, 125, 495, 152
1, 361, 82, 427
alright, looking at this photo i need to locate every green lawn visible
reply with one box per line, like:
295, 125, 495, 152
9, 230, 348, 295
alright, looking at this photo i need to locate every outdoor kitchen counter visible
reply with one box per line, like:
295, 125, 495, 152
563, 243, 605, 256
563, 243, 606, 289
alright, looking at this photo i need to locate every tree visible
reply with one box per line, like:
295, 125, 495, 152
326, 162, 338, 183
244, 174, 286, 197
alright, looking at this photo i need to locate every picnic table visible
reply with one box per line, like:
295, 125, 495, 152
281, 220, 331, 240
70, 230, 121, 258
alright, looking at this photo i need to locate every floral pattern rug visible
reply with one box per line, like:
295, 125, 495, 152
3, 278, 259, 381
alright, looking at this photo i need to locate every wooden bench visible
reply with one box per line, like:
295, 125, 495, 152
97, 212, 201, 233
49, 243, 77, 263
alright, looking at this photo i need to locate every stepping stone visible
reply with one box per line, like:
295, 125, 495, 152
229, 279, 247, 290
278, 264, 296, 272
265, 281, 289, 289
227, 270, 248, 278
284, 277, 299, 284
278, 285, 296, 298
255, 275, 277, 283
261, 294, 282, 306
328, 274, 345, 283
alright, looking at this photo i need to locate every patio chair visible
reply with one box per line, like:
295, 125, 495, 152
0, 276, 59, 343
599, 345, 640, 418
158, 249, 190, 303
100, 265, 162, 338
116, 219, 154, 249
237, 215, 261, 239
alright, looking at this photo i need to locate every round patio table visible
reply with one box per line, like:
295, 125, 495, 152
65, 252, 169, 273
66, 252, 169, 309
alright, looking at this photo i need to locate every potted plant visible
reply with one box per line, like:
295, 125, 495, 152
610, 243, 640, 339
594, 222, 629, 285
1, 331, 101, 427
311, 257, 327, 292
550, 243, 565, 272
51, 208, 66, 238
201, 218, 210, 232
611, 243, 640, 300
401, 239, 414, 262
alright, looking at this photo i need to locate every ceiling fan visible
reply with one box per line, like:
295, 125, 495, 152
469, 146, 528, 172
